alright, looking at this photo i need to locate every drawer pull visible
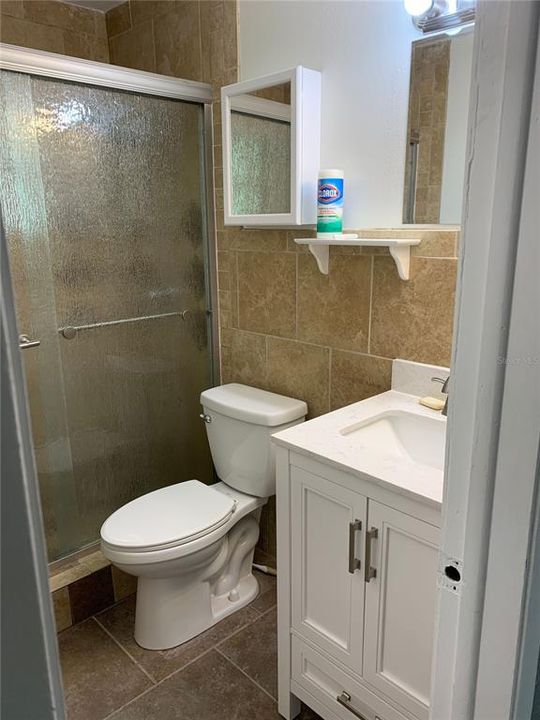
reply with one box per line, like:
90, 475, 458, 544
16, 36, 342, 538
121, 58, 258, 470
337, 691, 370, 720
348, 520, 362, 574
364, 527, 378, 583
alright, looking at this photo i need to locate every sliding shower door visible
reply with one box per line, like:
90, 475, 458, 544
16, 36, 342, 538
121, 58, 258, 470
0, 69, 215, 561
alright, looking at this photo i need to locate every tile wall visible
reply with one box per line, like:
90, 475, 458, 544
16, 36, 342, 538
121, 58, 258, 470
0, 0, 109, 61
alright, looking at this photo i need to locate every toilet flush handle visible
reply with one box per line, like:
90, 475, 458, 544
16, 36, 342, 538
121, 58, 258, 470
200, 413, 212, 423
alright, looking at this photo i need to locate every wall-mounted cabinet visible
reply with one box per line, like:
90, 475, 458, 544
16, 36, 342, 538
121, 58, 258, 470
221, 66, 321, 226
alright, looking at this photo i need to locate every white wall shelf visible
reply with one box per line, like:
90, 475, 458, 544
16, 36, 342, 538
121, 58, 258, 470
294, 235, 421, 280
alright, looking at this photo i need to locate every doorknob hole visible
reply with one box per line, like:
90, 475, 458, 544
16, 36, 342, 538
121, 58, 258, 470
444, 565, 461, 583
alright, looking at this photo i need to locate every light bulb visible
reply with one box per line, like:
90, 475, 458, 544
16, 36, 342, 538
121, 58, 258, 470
404, 0, 434, 17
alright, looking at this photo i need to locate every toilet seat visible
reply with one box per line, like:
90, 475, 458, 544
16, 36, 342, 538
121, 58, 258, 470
100, 480, 236, 553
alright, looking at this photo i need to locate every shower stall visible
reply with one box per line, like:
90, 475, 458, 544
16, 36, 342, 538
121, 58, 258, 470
0, 46, 218, 562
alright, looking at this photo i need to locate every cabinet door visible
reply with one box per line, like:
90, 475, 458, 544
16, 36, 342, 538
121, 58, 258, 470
363, 501, 440, 720
291, 465, 367, 674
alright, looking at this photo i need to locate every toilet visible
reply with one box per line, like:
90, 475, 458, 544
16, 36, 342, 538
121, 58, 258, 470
100, 383, 307, 650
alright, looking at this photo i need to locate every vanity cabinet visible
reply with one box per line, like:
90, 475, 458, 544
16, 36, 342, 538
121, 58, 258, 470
277, 452, 441, 720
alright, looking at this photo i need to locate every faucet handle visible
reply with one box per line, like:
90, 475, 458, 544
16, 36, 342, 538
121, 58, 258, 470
431, 376, 450, 393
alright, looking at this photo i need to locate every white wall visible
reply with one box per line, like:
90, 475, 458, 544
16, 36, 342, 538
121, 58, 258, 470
440, 31, 474, 224
239, 0, 421, 228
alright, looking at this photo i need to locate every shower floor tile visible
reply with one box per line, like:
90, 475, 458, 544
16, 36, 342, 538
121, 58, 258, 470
58, 570, 323, 720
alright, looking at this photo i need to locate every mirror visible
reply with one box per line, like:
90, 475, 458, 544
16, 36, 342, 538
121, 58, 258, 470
221, 66, 321, 226
403, 29, 474, 224
230, 83, 292, 216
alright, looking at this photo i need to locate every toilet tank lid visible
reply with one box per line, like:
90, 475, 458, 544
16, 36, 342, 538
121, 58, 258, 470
200, 384, 307, 427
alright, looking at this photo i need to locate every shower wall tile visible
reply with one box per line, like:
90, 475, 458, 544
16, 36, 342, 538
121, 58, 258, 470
0, 0, 109, 61
63, 30, 109, 63
0, 13, 65, 52
105, 1, 131, 37
109, 18, 156, 72
154, 2, 202, 80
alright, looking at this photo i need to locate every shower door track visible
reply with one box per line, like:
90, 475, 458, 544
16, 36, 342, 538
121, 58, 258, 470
0, 42, 220, 383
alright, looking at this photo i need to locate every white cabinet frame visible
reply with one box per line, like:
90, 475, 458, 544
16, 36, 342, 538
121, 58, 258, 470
221, 66, 321, 227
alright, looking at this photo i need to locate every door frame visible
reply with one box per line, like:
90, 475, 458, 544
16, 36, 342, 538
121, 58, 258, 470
430, 2, 540, 718
0, 42, 213, 102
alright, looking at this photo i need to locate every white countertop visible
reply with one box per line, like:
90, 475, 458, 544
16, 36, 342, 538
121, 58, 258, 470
272, 390, 445, 509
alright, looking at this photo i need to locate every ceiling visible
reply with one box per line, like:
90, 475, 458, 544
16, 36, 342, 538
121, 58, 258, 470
62, 0, 125, 12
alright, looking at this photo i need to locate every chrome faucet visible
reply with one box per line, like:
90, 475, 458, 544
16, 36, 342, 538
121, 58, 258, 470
431, 376, 450, 416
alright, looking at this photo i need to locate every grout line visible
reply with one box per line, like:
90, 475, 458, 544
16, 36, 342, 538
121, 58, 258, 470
215, 647, 277, 704
295, 252, 299, 340
94, 616, 157, 685
105, 601, 265, 715
328, 347, 333, 412
367, 255, 374, 355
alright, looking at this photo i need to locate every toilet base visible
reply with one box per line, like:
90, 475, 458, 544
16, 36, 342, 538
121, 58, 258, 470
133, 513, 262, 650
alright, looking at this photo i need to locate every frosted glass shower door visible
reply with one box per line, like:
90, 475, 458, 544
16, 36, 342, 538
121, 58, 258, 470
1, 70, 214, 560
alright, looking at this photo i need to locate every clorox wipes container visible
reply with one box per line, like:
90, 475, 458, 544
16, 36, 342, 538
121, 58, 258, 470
317, 169, 344, 236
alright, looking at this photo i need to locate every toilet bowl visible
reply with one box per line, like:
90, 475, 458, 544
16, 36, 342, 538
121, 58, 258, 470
101, 383, 307, 650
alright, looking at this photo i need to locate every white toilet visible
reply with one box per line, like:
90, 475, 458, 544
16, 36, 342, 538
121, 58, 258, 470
100, 383, 307, 650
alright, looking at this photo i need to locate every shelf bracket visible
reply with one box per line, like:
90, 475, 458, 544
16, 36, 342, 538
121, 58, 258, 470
307, 243, 330, 274
389, 245, 412, 281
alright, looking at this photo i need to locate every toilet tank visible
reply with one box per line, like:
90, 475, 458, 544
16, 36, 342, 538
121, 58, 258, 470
200, 384, 307, 497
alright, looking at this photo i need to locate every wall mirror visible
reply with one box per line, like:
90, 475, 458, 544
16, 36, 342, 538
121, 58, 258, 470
402, 28, 474, 225
221, 66, 321, 226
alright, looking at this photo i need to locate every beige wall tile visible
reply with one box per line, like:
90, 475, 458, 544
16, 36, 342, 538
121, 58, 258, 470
330, 351, 392, 410
129, 0, 172, 26
222, 0, 237, 71
266, 337, 330, 418
109, 19, 155, 72
0, 1, 24, 18
23, 0, 96, 35
64, 31, 109, 62
237, 252, 296, 337
153, 2, 202, 80
223, 329, 267, 387
297, 253, 371, 352
105, 0, 131, 37
52, 587, 72, 632
229, 229, 287, 253
0, 14, 64, 52
370, 256, 456, 367
50, 563, 89, 593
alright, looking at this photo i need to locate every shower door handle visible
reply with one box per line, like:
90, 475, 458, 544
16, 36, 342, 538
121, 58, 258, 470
19, 334, 41, 349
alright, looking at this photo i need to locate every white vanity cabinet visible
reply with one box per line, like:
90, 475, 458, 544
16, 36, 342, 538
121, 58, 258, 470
277, 451, 441, 720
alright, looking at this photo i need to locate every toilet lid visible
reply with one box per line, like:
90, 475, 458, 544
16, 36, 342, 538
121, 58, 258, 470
100, 480, 236, 552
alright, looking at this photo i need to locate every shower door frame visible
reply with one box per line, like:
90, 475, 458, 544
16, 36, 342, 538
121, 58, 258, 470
0, 42, 221, 384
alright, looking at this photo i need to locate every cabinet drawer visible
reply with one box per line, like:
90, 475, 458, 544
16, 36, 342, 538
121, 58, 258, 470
291, 636, 410, 720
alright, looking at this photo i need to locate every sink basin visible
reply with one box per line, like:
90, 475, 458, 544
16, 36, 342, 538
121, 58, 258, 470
340, 410, 446, 471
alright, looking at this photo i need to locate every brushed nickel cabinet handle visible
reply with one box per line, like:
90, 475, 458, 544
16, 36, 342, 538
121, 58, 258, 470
364, 527, 378, 583
348, 520, 362, 574
337, 691, 370, 720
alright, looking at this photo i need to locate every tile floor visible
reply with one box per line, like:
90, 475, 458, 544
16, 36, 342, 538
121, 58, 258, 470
59, 570, 321, 720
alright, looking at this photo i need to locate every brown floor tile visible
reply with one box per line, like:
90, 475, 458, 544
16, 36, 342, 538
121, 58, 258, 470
218, 608, 278, 699
59, 619, 151, 720
111, 649, 280, 719
96, 596, 260, 682
251, 570, 277, 614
